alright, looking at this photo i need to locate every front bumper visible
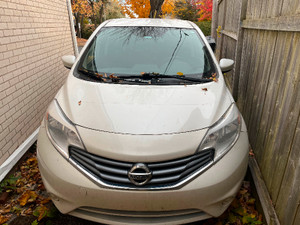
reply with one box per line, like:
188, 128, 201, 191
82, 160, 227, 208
37, 125, 249, 225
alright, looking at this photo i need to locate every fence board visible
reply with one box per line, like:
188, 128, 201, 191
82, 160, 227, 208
253, 0, 263, 19
274, 54, 300, 222
259, 0, 269, 19
224, 0, 234, 31
221, 30, 238, 40
245, 0, 253, 19
267, 0, 284, 17
254, 32, 293, 165
232, 0, 241, 31
270, 33, 300, 202
243, 30, 265, 125
221, 35, 236, 89
281, 0, 300, 16
237, 30, 257, 112
294, 206, 300, 225
260, 33, 300, 202
214, 0, 300, 223
236, 30, 249, 110
232, 0, 247, 99
275, 110, 300, 225
216, 0, 227, 59
247, 31, 277, 146
242, 16, 300, 32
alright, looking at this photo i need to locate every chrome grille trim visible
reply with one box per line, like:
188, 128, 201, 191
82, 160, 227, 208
69, 147, 214, 190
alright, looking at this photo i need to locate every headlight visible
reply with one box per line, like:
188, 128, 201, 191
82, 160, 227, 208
45, 100, 84, 158
198, 103, 241, 160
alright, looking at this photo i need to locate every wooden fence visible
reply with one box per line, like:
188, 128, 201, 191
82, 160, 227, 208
211, 0, 300, 224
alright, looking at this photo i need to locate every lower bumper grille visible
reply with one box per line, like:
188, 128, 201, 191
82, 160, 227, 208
70, 207, 211, 224
69, 147, 214, 189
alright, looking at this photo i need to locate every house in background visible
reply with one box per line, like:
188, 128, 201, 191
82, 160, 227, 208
0, 0, 77, 180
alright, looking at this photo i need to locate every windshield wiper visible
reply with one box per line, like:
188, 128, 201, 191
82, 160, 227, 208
78, 69, 123, 83
78, 69, 104, 82
118, 73, 212, 83
78, 70, 213, 84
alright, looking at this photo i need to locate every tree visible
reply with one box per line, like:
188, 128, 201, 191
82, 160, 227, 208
194, 0, 213, 21
173, 0, 199, 21
149, 0, 164, 18
122, 0, 174, 18
105, 0, 125, 20
72, 0, 93, 37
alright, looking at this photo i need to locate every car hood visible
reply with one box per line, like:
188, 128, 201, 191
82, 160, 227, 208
55, 75, 233, 135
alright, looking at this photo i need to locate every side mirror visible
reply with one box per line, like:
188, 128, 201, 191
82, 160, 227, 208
206, 36, 216, 52
62, 55, 76, 69
220, 58, 234, 73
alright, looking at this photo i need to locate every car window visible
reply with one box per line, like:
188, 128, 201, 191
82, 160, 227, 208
77, 26, 216, 84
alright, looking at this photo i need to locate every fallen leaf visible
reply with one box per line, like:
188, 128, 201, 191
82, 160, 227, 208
18, 190, 31, 206
40, 198, 51, 204
233, 206, 245, 216
31, 219, 39, 225
0, 215, 9, 224
0, 192, 10, 204
228, 212, 237, 223
12, 206, 22, 215
247, 198, 256, 205
0, 207, 11, 214
239, 189, 248, 195
35, 205, 48, 221
19, 190, 38, 206
27, 158, 37, 167
21, 207, 33, 216
95, 73, 103, 78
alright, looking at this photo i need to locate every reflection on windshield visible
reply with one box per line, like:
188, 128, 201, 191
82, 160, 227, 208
78, 26, 216, 81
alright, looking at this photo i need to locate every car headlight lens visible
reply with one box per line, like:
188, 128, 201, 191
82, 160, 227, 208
198, 103, 241, 160
45, 100, 84, 158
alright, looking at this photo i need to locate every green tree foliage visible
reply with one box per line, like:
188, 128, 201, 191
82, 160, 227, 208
194, 20, 211, 36
174, 0, 199, 21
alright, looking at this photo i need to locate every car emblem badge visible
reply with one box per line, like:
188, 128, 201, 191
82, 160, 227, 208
128, 163, 152, 186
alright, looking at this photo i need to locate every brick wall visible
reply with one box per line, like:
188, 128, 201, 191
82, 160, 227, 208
0, 0, 75, 165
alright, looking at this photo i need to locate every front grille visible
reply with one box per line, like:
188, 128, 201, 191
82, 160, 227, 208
70, 207, 211, 224
69, 147, 214, 189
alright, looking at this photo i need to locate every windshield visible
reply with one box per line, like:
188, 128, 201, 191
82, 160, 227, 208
76, 26, 216, 84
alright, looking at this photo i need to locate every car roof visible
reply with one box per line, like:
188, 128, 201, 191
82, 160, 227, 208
104, 18, 194, 29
